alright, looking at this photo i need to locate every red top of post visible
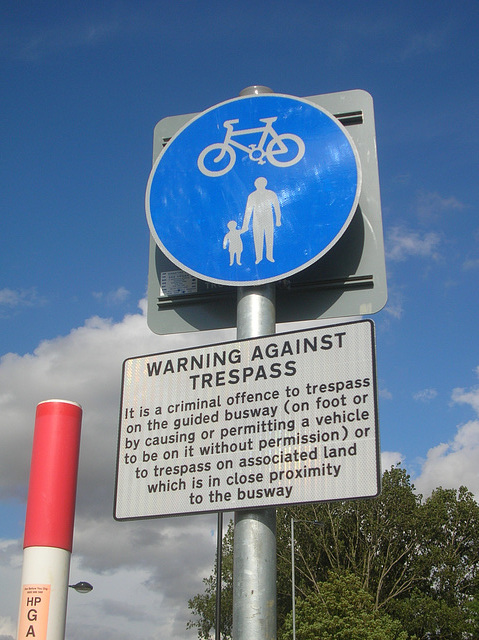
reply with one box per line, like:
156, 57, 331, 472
23, 400, 83, 551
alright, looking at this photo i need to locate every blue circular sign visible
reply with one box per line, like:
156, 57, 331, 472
146, 94, 361, 286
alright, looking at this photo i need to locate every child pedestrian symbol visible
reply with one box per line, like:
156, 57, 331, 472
223, 220, 244, 265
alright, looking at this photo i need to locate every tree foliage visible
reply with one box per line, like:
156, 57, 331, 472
187, 467, 479, 639
280, 571, 411, 640
187, 523, 234, 639
277, 466, 423, 612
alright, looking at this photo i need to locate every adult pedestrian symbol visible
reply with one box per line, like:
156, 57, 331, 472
146, 94, 362, 286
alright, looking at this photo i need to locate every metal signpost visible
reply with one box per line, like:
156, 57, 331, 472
233, 279, 277, 640
116, 86, 387, 640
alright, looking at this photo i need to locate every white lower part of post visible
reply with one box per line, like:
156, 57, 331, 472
17, 546, 71, 640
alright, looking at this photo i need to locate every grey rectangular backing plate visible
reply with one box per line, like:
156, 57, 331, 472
146, 89, 387, 335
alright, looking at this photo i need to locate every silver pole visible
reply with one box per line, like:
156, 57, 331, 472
291, 518, 296, 640
233, 285, 277, 640
215, 511, 223, 640
232, 84, 277, 640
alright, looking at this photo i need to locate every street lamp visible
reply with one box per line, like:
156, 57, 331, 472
68, 581, 93, 594
291, 519, 323, 640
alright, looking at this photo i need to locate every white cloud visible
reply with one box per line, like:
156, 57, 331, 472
413, 388, 437, 402
414, 420, 479, 498
381, 371, 479, 499
379, 387, 393, 400
92, 287, 131, 305
9, 18, 122, 62
381, 451, 404, 470
0, 301, 228, 640
462, 257, 479, 271
400, 28, 448, 60
0, 288, 45, 314
0, 615, 15, 639
382, 293, 404, 320
0, 538, 22, 640
451, 368, 479, 414
415, 190, 466, 222
414, 372, 479, 498
386, 227, 441, 262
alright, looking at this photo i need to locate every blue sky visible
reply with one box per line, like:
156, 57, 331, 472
1, 2, 479, 638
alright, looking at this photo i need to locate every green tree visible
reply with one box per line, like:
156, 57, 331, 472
421, 485, 479, 604
187, 523, 234, 640
388, 485, 479, 639
187, 468, 479, 639
280, 571, 412, 640
276, 466, 425, 624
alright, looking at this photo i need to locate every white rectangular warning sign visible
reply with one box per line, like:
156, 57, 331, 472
114, 320, 380, 519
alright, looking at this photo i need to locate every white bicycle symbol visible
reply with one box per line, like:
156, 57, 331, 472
197, 116, 305, 177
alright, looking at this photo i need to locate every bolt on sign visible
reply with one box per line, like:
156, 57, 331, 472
114, 320, 380, 520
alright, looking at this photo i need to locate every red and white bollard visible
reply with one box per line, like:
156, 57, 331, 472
17, 400, 83, 640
